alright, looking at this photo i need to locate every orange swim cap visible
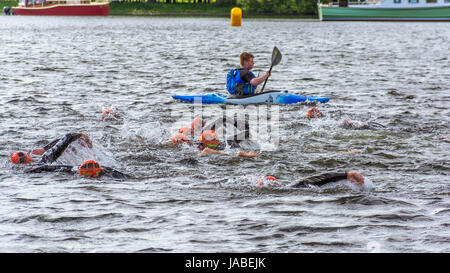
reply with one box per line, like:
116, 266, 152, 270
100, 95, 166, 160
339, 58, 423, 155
306, 107, 323, 118
78, 160, 102, 178
171, 133, 189, 144
11, 151, 34, 164
199, 130, 220, 148
256, 176, 279, 186
178, 126, 191, 136
102, 109, 119, 120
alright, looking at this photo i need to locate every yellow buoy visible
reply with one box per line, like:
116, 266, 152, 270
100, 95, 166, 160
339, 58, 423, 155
230, 7, 242, 27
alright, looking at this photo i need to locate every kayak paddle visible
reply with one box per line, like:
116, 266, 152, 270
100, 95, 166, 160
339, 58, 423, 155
260, 46, 282, 93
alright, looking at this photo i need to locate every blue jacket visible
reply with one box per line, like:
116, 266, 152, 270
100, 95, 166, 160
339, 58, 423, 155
227, 68, 256, 95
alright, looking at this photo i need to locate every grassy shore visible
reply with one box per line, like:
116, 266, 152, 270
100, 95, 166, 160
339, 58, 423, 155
1, 1, 316, 19
109, 2, 233, 16
109, 2, 316, 18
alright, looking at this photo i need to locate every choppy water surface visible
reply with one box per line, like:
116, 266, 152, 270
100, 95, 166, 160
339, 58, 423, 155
0, 16, 449, 253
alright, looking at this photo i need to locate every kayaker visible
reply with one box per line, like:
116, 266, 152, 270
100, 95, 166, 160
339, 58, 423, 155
227, 52, 271, 97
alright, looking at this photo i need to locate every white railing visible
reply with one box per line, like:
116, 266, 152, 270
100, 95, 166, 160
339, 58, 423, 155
319, 0, 383, 6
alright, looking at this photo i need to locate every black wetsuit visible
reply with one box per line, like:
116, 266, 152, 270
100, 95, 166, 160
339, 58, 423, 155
342, 121, 386, 130
39, 133, 84, 164
292, 172, 348, 188
25, 133, 131, 179
25, 165, 132, 179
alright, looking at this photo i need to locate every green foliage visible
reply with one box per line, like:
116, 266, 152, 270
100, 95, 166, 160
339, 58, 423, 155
214, 0, 236, 6
0, 0, 19, 8
0, 0, 319, 16
237, 0, 318, 15
110, 2, 233, 14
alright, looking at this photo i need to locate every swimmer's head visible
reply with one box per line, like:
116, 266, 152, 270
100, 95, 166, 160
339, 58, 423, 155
78, 160, 102, 178
191, 117, 205, 134
306, 107, 323, 118
256, 176, 279, 186
343, 119, 356, 129
10, 151, 34, 164
171, 133, 189, 145
199, 130, 220, 150
346, 171, 365, 187
101, 109, 120, 121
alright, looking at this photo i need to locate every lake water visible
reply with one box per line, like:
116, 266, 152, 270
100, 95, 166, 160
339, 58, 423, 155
0, 16, 449, 253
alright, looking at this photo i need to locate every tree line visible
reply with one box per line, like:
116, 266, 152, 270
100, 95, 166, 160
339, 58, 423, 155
115, 0, 321, 15
117, 0, 215, 3
237, 0, 318, 15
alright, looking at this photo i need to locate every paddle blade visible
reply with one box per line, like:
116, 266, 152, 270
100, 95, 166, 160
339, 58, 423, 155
271, 46, 282, 67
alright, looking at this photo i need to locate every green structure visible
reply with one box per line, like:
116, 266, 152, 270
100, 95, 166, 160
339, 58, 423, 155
318, 0, 450, 21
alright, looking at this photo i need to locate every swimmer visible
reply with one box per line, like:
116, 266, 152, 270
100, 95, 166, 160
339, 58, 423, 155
256, 171, 365, 188
11, 133, 92, 165
25, 159, 132, 179
29, 133, 93, 157
101, 108, 120, 121
306, 107, 324, 118
11, 133, 130, 179
167, 117, 205, 148
341, 119, 386, 130
170, 116, 251, 147
256, 176, 280, 187
169, 116, 257, 157
304, 107, 385, 130
292, 171, 364, 188
172, 117, 205, 143
198, 130, 258, 158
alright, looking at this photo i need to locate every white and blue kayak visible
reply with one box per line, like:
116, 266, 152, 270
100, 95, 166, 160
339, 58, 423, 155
172, 91, 330, 105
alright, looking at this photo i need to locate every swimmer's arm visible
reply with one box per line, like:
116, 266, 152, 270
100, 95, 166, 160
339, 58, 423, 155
199, 147, 225, 156
42, 138, 60, 151
41, 133, 90, 151
24, 165, 75, 174
236, 151, 258, 158
39, 133, 84, 164
101, 167, 133, 179
31, 138, 60, 155
292, 172, 348, 188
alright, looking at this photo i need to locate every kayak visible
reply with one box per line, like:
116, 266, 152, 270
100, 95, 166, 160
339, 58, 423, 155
172, 91, 330, 105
